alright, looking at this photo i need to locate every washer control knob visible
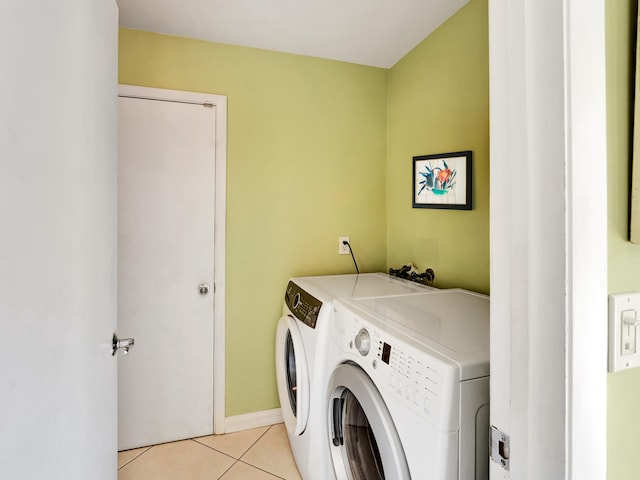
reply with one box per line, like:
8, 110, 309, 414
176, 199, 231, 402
354, 328, 371, 356
292, 293, 301, 309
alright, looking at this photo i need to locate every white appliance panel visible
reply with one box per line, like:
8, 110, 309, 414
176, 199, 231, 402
329, 291, 490, 479
342, 289, 489, 380
276, 273, 438, 480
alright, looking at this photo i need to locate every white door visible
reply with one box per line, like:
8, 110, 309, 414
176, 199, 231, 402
0, 0, 118, 478
118, 95, 216, 450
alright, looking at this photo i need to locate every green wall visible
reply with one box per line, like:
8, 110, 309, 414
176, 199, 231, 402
607, 1, 640, 479
119, 29, 389, 416
386, 0, 490, 294
118, 0, 490, 420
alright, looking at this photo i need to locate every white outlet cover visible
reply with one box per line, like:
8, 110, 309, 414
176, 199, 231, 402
338, 236, 350, 255
609, 292, 640, 372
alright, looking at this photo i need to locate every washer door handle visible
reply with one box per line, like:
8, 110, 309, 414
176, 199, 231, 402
331, 397, 344, 446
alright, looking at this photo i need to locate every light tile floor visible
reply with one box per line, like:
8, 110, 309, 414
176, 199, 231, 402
118, 423, 302, 480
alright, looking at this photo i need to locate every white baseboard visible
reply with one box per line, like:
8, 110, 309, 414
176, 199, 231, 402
223, 408, 283, 434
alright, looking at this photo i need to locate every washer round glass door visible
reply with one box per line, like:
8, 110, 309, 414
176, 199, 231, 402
327, 364, 410, 480
275, 315, 310, 435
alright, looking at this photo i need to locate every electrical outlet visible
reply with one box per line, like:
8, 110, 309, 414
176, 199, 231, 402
339, 236, 350, 255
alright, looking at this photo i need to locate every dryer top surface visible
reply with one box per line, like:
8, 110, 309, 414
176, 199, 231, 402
290, 273, 435, 303
338, 290, 489, 378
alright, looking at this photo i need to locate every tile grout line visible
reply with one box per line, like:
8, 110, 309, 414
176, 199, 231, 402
235, 459, 288, 480
237, 424, 273, 461
118, 425, 295, 479
188, 438, 237, 463
195, 426, 283, 480
191, 424, 274, 461
189, 437, 242, 461
237, 425, 298, 480
117, 445, 152, 470
193, 425, 291, 479
215, 458, 240, 480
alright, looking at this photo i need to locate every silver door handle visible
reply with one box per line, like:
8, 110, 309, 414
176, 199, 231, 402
112, 333, 135, 356
199, 284, 210, 295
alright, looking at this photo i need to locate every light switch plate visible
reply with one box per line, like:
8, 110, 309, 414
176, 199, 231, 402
609, 293, 640, 372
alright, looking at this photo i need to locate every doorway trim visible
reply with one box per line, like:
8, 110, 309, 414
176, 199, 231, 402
118, 84, 227, 434
488, 0, 607, 478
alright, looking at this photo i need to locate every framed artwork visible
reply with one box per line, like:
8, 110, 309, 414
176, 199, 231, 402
631, 8, 640, 243
412, 150, 472, 210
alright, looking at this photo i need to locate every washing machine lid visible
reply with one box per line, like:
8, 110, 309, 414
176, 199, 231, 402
340, 289, 489, 380
290, 273, 434, 304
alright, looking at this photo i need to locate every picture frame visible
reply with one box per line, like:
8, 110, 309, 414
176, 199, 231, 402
412, 150, 473, 210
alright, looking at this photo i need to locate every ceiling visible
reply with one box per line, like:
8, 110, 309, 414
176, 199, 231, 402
117, 0, 469, 68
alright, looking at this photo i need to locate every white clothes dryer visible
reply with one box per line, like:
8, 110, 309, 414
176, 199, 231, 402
324, 290, 490, 480
275, 273, 435, 480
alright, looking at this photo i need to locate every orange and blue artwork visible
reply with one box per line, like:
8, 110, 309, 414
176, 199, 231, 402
417, 159, 457, 196
413, 151, 472, 210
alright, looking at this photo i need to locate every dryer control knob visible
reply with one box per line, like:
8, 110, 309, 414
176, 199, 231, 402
355, 328, 371, 356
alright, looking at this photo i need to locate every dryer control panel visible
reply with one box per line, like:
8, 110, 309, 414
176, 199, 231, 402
285, 281, 322, 328
380, 339, 443, 423
333, 303, 460, 432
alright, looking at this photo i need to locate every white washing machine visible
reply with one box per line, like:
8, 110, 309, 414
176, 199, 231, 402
275, 273, 435, 480
325, 290, 490, 480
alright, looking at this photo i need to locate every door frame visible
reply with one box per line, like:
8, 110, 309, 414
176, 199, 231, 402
118, 84, 227, 434
488, 0, 607, 478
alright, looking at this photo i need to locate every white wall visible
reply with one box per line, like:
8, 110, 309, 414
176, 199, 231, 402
0, 1, 119, 478
489, 0, 607, 478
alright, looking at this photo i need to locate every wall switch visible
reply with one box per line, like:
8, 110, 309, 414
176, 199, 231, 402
338, 236, 350, 255
621, 310, 638, 356
609, 293, 640, 372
